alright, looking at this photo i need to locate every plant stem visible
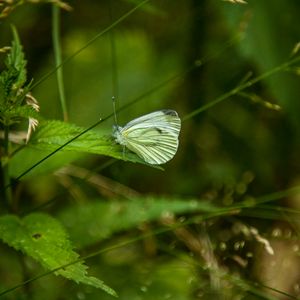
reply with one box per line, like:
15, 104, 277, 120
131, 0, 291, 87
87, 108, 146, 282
2, 125, 12, 210
52, 5, 68, 121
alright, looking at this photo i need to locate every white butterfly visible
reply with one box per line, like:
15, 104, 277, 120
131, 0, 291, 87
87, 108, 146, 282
113, 109, 181, 165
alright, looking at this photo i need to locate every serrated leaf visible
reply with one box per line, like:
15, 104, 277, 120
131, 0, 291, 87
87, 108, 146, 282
6, 26, 27, 90
0, 68, 19, 104
3, 105, 40, 122
0, 213, 117, 297
29, 119, 152, 166
58, 197, 218, 248
0, 26, 34, 127
0, 26, 27, 105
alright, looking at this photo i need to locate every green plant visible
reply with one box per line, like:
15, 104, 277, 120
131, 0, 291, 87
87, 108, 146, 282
1, 1, 300, 299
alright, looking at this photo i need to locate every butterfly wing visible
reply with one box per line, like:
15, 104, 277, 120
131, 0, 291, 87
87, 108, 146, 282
120, 110, 181, 165
124, 110, 180, 132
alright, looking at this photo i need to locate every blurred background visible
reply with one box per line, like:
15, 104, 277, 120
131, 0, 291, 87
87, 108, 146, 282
1, 0, 300, 299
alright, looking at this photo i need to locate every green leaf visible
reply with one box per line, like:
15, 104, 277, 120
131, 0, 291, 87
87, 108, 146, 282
29, 119, 151, 166
0, 213, 117, 297
3, 104, 40, 123
6, 26, 27, 91
0, 25, 27, 105
58, 197, 218, 248
0, 68, 18, 105
9, 147, 83, 179
0, 26, 33, 126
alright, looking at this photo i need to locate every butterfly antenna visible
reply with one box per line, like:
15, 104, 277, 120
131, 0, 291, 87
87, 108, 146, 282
112, 95, 118, 125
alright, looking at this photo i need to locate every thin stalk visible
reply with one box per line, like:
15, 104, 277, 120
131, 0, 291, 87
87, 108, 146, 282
3, 125, 12, 210
52, 5, 68, 121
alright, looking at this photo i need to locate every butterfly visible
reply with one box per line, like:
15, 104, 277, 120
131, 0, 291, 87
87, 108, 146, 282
113, 109, 181, 165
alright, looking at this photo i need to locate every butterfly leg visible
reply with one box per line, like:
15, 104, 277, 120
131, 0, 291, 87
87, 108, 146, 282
122, 145, 126, 160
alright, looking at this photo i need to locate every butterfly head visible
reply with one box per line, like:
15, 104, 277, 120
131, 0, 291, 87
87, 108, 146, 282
113, 125, 126, 145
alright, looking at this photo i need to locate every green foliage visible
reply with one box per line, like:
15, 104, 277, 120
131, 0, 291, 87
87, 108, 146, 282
0, 26, 36, 127
91, 260, 197, 300
5, 26, 27, 93
0, 213, 117, 297
3, 104, 40, 122
1, 1, 300, 299
28, 119, 147, 165
9, 147, 82, 178
0, 26, 26, 103
59, 197, 218, 248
